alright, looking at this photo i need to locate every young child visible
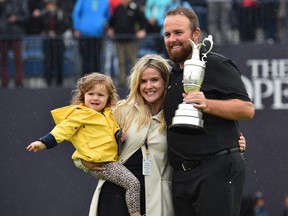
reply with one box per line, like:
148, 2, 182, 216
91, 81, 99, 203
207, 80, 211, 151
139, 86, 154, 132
26, 72, 141, 216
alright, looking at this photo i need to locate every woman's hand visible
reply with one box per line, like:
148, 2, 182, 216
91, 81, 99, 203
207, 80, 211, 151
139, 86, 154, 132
239, 133, 246, 153
81, 160, 106, 171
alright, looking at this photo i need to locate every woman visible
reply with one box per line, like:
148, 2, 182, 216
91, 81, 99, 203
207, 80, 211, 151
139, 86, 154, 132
27, 72, 141, 216
75, 54, 247, 216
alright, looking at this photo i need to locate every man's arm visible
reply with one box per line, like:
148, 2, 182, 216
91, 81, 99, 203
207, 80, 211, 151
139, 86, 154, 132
202, 98, 254, 120
183, 92, 255, 120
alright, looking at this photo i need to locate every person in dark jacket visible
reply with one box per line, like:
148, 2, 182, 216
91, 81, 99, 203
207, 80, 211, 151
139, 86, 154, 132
107, 0, 146, 86
26, 0, 44, 35
0, 0, 29, 88
40, 0, 69, 86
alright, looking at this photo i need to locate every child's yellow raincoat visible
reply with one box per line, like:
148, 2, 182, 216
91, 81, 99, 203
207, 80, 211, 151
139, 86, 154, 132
50, 104, 120, 162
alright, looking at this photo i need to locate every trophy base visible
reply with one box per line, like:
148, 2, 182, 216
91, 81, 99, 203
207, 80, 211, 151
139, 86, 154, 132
169, 115, 204, 135
169, 103, 205, 135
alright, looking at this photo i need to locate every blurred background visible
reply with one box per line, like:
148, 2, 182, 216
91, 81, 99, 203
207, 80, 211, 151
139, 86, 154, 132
1, 0, 288, 215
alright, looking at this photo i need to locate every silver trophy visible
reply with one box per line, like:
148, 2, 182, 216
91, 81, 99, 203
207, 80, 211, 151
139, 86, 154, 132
169, 35, 214, 134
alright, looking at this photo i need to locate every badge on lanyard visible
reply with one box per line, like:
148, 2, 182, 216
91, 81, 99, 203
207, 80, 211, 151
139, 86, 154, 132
142, 140, 152, 176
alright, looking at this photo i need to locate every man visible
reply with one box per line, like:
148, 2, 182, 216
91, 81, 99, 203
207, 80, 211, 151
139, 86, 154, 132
72, 0, 109, 76
162, 6, 255, 216
107, 0, 146, 86
41, 0, 69, 86
0, 0, 29, 88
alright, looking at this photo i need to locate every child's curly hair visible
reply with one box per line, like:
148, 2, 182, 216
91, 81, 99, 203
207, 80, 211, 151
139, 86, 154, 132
71, 72, 118, 107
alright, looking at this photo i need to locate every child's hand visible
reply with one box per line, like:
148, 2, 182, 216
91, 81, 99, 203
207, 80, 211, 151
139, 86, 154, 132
26, 141, 47, 153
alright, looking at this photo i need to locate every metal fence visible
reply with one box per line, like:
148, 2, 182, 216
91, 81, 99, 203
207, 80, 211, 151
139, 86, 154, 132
0, 34, 164, 88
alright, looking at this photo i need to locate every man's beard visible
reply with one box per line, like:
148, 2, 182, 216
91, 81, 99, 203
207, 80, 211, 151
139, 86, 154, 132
166, 43, 192, 64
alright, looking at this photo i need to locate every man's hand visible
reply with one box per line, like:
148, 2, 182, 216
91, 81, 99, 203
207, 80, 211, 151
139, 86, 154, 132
183, 91, 207, 111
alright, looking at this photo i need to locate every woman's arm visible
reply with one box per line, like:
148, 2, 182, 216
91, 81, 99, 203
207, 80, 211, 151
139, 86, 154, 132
73, 159, 106, 172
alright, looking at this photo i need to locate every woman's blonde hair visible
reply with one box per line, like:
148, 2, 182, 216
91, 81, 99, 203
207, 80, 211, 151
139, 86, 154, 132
71, 72, 118, 107
114, 54, 171, 134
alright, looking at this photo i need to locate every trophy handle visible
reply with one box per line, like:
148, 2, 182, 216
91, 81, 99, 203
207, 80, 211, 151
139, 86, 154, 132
188, 39, 197, 50
201, 35, 213, 62
187, 36, 214, 63
188, 39, 200, 61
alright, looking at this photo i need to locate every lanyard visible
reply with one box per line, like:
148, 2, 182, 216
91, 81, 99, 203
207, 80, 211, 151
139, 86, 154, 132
144, 139, 149, 156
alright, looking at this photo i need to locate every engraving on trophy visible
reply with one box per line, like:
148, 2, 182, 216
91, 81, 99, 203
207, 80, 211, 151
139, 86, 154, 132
169, 35, 214, 134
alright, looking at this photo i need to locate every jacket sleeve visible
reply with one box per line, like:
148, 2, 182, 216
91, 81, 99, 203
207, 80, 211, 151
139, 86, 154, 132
50, 117, 82, 143
18, 1, 30, 25
72, 0, 82, 30
136, 5, 147, 30
39, 133, 57, 149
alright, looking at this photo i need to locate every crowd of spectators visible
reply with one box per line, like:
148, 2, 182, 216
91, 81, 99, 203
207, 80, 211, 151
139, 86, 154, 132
1, 0, 288, 88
